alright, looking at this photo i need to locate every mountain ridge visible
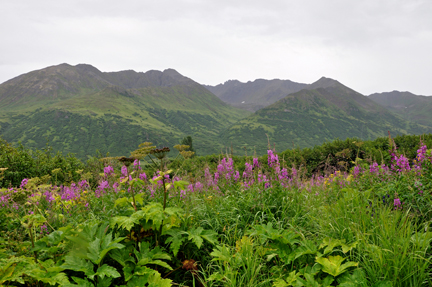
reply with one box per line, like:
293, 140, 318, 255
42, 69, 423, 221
0, 63, 250, 158
220, 79, 432, 154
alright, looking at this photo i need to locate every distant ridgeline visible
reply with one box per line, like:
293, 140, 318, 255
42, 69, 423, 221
1, 63, 432, 159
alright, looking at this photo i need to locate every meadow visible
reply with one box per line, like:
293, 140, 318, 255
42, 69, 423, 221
1, 135, 432, 286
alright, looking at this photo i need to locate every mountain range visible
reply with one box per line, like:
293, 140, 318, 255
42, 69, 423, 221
0, 64, 249, 158
0, 63, 431, 158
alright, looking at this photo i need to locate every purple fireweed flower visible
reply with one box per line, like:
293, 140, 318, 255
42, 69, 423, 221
195, 182, 203, 192
104, 166, 114, 177
370, 162, 379, 174
113, 182, 119, 193
139, 172, 147, 181
20, 178, 28, 189
188, 184, 194, 192
243, 162, 253, 179
121, 166, 128, 177
40, 224, 49, 235
233, 170, 240, 182
353, 166, 361, 178
416, 144, 427, 163
279, 168, 289, 181
95, 180, 110, 197
292, 167, 298, 178
216, 158, 234, 180
133, 159, 141, 169
267, 150, 279, 167
253, 157, 259, 168
395, 155, 411, 172
394, 198, 402, 209
43, 190, 55, 203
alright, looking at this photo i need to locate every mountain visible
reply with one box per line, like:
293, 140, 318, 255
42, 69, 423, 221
220, 78, 432, 154
0, 64, 251, 158
205, 79, 307, 112
369, 91, 432, 127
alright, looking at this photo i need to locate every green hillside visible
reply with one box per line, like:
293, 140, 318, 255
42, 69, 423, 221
0, 64, 250, 158
205, 79, 307, 112
220, 79, 432, 155
369, 91, 432, 127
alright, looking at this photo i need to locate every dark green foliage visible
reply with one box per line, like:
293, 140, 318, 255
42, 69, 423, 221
280, 134, 432, 176
0, 137, 83, 187
180, 136, 195, 153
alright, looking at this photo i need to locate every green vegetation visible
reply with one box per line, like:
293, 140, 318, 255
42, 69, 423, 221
369, 91, 432, 127
0, 64, 250, 158
1, 133, 432, 286
221, 85, 432, 155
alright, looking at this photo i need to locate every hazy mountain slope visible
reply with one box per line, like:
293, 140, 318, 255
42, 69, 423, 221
220, 78, 432, 154
369, 91, 432, 127
205, 79, 307, 111
0, 64, 250, 158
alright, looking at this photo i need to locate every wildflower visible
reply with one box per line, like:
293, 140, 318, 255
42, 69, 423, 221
395, 155, 411, 172
253, 158, 259, 168
139, 172, 147, 181
394, 198, 402, 209
133, 159, 141, 169
20, 178, 28, 189
121, 166, 128, 177
353, 166, 361, 178
104, 166, 114, 177
369, 162, 379, 174
267, 150, 279, 167
194, 182, 203, 192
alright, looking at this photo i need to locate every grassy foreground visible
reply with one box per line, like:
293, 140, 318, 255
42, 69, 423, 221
1, 138, 432, 286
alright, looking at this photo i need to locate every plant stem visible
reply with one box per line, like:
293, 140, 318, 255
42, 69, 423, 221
28, 226, 38, 263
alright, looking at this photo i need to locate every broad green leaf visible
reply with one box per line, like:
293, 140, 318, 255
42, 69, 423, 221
96, 276, 113, 287
93, 264, 121, 279
279, 230, 301, 246
188, 227, 204, 249
200, 229, 218, 245
338, 268, 368, 286
164, 229, 187, 256
110, 248, 134, 267
316, 255, 358, 277
304, 273, 321, 287
293, 240, 318, 261
322, 276, 335, 287
87, 238, 101, 264
210, 245, 232, 262
114, 197, 130, 208
69, 276, 94, 287
123, 266, 135, 282
110, 215, 140, 231
173, 180, 189, 190
247, 222, 282, 243
61, 254, 95, 277
284, 270, 299, 286
273, 279, 289, 287
0, 256, 35, 284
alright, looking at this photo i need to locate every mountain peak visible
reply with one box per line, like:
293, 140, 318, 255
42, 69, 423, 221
309, 77, 341, 89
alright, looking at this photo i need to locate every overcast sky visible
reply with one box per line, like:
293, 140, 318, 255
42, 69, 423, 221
1, 0, 431, 95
